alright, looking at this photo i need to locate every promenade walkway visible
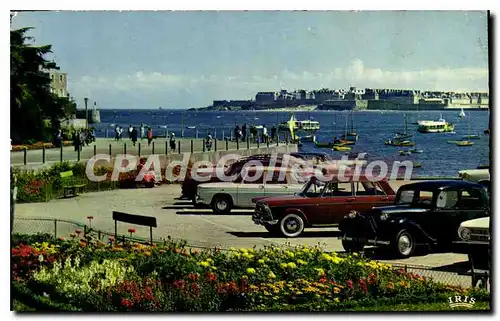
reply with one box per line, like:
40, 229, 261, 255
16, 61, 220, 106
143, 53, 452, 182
11, 137, 294, 169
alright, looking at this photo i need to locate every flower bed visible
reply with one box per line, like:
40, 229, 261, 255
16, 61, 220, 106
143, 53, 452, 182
11, 234, 490, 312
11, 141, 73, 152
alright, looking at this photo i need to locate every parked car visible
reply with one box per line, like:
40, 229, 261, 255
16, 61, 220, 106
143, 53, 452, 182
252, 175, 396, 237
180, 154, 304, 203
458, 168, 490, 190
339, 180, 490, 258
195, 167, 310, 214
456, 216, 490, 259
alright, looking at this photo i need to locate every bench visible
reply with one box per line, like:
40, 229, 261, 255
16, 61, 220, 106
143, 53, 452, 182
60, 170, 86, 198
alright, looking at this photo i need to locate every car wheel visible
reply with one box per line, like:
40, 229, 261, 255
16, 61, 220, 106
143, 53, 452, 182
341, 239, 364, 253
264, 223, 279, 234
212, 195, 232, 214
394, 229, 416, 258
279, 213, 305, 238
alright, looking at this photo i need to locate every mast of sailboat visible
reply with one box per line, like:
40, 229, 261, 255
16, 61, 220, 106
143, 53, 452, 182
404, 113, 408, 135
345, 115, 348, 138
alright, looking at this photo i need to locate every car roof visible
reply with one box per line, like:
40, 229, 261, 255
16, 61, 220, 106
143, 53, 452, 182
311, 174, 388, 182
399, 180, 485, 191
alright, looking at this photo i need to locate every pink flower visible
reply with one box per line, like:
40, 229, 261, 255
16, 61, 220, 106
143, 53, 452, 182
75, 229, 82, 235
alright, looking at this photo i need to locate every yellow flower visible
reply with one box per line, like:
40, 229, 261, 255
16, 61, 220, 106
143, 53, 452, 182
211, 266, 217, 270
333, 287, 341, 294
321, 253, 332, 261
297, 259, 307, 265
285, 251, 295, 258
287, 262, 297, 269
229, 247, 236, 251
239, 248, 248, 253
334, 298, 340, 303
246, 268, 256, 274
331, 257, 343, 264
356, 262, 364, 266
206, 258, 213, 263
242, 275, 248, 279
315, 268, 325, 276
263, 290, 270, 296
353, 252, 359, 257
233, 253, 241, 259
295, 291, 303, 295
199, 261, 210, 267
268, 271, 276, 279
258, 259, 265, 264
280, 263, 288, 269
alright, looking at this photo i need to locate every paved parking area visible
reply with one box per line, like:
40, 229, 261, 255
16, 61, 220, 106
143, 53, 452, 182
14, 183, 469, 270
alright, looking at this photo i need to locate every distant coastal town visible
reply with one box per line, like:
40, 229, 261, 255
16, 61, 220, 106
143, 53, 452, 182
199, 87, 489, 111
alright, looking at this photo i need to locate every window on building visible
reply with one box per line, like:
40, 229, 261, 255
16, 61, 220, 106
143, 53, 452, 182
60, 89, 63, 95
51, 74, 54, 80
60, 75, 63, 82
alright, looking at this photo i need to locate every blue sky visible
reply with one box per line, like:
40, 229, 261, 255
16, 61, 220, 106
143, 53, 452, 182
11, 11, 489, 109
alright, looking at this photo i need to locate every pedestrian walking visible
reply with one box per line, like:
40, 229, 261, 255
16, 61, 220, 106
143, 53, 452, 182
271, 125, 277, 143
147, 127, 153, 146
115, 125, 120, 141
128, 125, 133, 139
73, 130, 80, 151
140, 123, 145, 140
169, 133, 176, 150
131, 127, 138, 146
234, 125, 240, 142
242, 123, 247, 142
262, 125, 268, 143
205, 132, 213, 151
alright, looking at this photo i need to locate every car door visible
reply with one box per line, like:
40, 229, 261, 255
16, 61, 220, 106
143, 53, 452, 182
236, 173, 265, 208
352, 181, 389, 214
315, 181, 354, 225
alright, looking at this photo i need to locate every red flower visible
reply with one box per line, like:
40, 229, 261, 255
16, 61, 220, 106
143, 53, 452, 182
346, 280, 354, 289
319, 277, 328, 284
206, 272, 217, 283
190, 283, 201, 297
187, 273, 199, 282
368, 273, 377, 285
358, 278, 368, 293
173, 280, 186, 289
128, 228, 136, 234
80, 241, 86, 248
75, 229, 82, 235
121, 298, 133, 308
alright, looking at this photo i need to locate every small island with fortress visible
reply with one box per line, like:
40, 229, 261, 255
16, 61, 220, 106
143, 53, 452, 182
198, 87, 489, 111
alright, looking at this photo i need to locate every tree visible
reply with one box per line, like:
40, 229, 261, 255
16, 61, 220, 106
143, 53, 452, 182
10, 27, 75, 144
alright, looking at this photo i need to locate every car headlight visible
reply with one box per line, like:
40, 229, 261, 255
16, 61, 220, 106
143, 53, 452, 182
459, 227, 471, 241
348, 210, 358, 219
380, 213, 389, 221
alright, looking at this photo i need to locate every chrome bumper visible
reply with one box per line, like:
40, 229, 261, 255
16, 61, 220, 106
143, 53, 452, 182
341, 235, 390, 246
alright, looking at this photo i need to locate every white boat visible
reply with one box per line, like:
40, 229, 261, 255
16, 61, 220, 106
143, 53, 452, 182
417, 114, 455, 133
186, 126, 196, 129
278, 114, 320, 132
459, 108, 466, 119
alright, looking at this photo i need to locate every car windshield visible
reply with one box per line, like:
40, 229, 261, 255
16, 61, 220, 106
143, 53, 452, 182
396, 189, 434, 207
298, 180, 326, 197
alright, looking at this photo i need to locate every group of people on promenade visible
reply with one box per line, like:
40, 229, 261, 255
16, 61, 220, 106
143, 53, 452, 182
233, 123, 278, 144
116, 123, 154, 147
70, 128, 96, 152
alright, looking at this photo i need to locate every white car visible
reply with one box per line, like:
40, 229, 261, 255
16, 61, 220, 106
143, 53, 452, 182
458, 217, 490, 243
458, 169, 490, 188
196, 168, 308, 214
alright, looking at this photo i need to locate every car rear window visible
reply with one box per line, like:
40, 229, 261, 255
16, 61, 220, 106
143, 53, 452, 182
397, 189, 434, 206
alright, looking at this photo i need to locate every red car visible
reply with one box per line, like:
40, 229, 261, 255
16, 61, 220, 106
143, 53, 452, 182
252, 175, 396, 237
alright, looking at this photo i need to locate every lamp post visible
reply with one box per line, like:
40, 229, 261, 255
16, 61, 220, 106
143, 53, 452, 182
84, 97, 89, 129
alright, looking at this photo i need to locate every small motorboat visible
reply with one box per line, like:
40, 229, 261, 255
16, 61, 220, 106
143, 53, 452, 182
332, 145, 352, 152
463, 134, 480, 140
398, 150, 411, 156
313, 136, 335, 148
216, 115, 221, 119
186, 126, 196, 129
386, 139, 415, 147
447, 140, 460, 144
299, 135, 314, 142
409, 148, 423, 153
338, 139, 356, 145
456, 141, 474, 147
413, 162, 423, 168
